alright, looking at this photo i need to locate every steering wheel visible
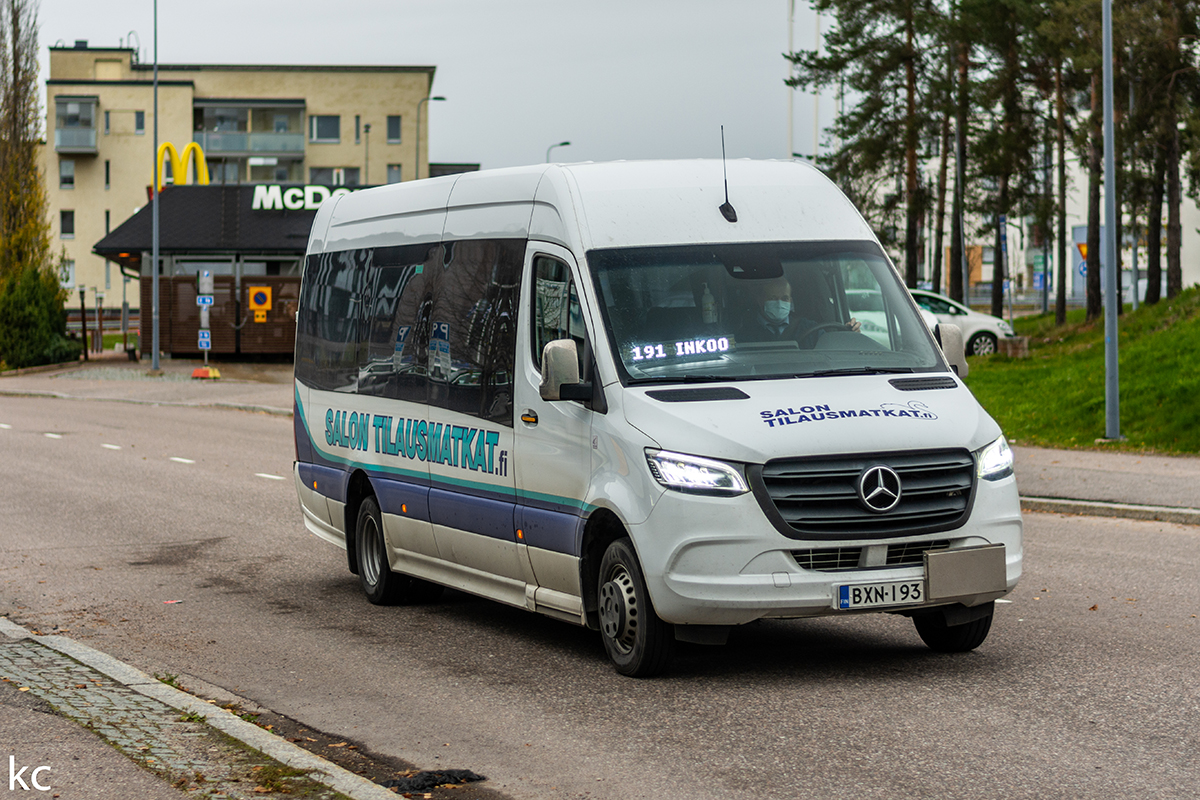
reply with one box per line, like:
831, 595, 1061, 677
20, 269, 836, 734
785, 320, 850, 346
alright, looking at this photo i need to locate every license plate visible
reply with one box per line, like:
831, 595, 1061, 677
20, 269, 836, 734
837, 580, 924, 610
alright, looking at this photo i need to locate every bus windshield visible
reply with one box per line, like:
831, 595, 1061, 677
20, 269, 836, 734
587, 240, 944, 385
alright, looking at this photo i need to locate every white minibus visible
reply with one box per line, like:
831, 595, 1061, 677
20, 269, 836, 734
293, 159, 1022, 676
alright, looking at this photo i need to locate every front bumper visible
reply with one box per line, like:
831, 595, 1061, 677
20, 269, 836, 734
629, 472, 1023, 626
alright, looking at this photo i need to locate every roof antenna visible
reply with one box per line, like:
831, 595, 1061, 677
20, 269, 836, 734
718, 126, 737, 223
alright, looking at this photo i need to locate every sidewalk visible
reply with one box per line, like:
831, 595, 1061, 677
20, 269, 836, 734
0, 618, 401, 800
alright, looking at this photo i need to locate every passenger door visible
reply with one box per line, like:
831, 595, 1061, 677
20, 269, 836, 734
424, 239, 526, 601
514, 244, 594, 607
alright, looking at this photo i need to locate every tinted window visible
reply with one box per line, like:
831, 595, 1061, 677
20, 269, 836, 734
357, 243, 441, 404
296, 250, 368, 391
428, 239, 524, 426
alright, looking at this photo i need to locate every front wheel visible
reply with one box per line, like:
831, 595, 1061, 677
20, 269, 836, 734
913, 603, 994, 652
597, 538, 675, 677
355, 497, 444, 605
968, 331, 998, 356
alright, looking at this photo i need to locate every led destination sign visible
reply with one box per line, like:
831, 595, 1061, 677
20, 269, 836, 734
630, 336, 732, 362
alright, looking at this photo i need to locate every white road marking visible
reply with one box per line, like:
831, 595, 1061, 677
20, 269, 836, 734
255, 473, 286, 481
44, 433, 63, 439
169, 457, 195, 464
996, 599, 1014, 604
102, 444, 122, 450
0, 423, 11, 429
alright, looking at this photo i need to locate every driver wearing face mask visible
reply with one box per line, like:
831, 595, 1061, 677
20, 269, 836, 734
742, 276, 860, 342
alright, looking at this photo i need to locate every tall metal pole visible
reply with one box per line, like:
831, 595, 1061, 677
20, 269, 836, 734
812, 11, 820, 160
787, 0, 794, 158
151, 0, 159, 371
1128, 75, 1139, 311
1102, 0, 1120, 439
415, 99, 423, 181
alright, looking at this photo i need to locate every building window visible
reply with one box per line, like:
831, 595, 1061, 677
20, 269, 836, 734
59, 159, 75, 189
56, 100, 93, 129
135, 110, 145, 134
309, 115, 339, 143
273, 113, 289, 133
61, 210, 75, 238
310, 167, 359, 186
355, 115, 361, 144
104, 159, 110, 189
105, 209, 110, 234
387, 116, 401, 143
387, 164, 402, 184
105, 261, 111, 290
61, 260, 75, 289
104, 110, 110, 134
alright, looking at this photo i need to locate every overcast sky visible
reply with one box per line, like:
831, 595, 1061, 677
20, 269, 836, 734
38, 0, 832, 171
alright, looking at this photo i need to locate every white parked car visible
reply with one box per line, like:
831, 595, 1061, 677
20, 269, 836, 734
910, 290, 1015, 356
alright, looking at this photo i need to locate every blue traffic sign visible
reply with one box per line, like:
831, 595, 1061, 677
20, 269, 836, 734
198, 339, 211, 351
198, 330, 211, 341
196, 295, 214, 306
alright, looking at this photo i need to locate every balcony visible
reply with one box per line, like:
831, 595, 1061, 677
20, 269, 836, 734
55, 127, 98, 154
192, 131, 305, 156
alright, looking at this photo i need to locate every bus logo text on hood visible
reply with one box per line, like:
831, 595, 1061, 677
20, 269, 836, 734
760, 401, 937, 427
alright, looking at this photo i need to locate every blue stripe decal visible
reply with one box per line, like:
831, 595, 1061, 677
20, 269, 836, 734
429, 489, 516, 542
376, 477, 431, 522
295, 381, 588, 555
517, 505, 582, 556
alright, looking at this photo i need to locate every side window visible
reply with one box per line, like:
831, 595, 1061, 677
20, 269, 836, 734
531, 255, 585, 374
295, 249, 368, 392
357, 243, 441, 403
428, 239, 524, 426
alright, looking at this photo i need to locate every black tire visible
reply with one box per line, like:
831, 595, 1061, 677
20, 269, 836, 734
968, 331, 998, 356
913, 603, 994, 652
597, 538, 675, 677
355, 497, 444, 605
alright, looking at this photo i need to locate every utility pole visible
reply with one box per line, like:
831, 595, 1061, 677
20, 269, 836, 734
1102, 0, 1121, 439
151, 0, 160, 371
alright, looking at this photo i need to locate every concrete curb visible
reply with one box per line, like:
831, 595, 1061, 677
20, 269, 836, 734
1021, 496, 1200, 526
0, 617, 395, 800
0, 389, 292, 417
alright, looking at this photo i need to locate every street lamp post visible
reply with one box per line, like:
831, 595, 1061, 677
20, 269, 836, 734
151, 0, 159, 371
414, 96, 445, 181
546, 141, 571, 163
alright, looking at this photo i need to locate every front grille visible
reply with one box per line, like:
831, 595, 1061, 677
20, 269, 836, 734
791, 539, 953, 572
757, 449, 975, 539
792, 547, 862, 571
886, 539, 949, 566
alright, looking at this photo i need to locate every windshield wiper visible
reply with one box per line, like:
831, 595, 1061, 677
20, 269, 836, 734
806, 366, 915, 378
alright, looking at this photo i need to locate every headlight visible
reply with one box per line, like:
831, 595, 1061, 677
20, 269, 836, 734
646, 449, 749, 496
997, 321, 1014, 335
977, 435, 1014, 481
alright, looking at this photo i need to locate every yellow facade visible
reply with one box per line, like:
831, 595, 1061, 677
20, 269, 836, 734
41, 45, 436, 309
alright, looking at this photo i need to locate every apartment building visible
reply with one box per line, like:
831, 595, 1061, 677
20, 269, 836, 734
42, 40, 438, 310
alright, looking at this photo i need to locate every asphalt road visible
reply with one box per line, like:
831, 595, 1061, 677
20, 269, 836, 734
1, 397, 1197, 799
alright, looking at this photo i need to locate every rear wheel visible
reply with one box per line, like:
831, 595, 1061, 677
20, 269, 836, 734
355, 497, 444, 605
913, 603, 994, 652
597, 538, 675, 677
968, 331, 998, 356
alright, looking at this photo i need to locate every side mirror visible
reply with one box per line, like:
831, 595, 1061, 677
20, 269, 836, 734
934, 323, 969, 378
539, 339, 591, 401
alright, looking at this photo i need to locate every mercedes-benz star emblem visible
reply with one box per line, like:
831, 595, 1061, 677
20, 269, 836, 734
858, 465, 902, 512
